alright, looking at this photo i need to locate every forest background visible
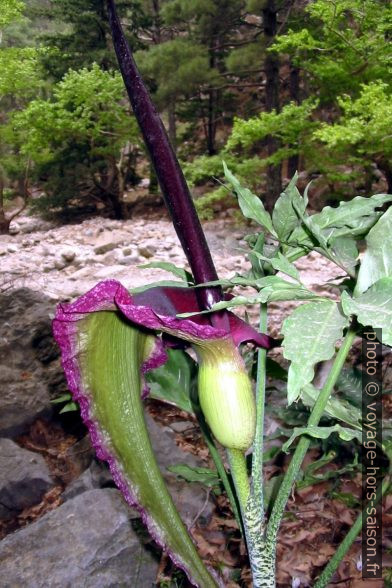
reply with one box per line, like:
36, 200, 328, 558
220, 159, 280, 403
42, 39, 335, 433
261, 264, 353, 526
0, 0, 391, 232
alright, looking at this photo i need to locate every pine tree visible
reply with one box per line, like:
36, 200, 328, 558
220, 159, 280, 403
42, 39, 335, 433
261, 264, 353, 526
38, 0, 150, 80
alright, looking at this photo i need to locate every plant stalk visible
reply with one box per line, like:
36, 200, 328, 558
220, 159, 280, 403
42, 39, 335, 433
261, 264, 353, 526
251, 302, 268, 520
266, 327, 357, 547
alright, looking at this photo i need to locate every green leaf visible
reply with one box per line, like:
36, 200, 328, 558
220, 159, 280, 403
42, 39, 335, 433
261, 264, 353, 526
329, 236, 359, 274
139, 262, 194, 285
272, 173, 306, 242
146, 349, 196, 413
51, 393, 72, 404
167, 464, 221, 488
335, 367, 363, 408
342, 277, 392, 345
282, 424, 362, 452
298, 452, 359, 490
269, 252, 301, 281
282, 300, 348, 404
79, 312, 217, 587
59, 401, 79, 414
178, 278, 320, 316
253, 276, 318, 302
309, 194, 392, 243
130, 280, 189, 295
223, 161, 276, 236
301, 383, 362, 430
356, 207, 392, 294
251, 251, 301, 281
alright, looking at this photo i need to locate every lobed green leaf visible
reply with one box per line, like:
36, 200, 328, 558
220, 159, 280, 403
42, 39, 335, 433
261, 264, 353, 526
282, 424, 362, 452
223, 162, 276, 236
282, 301, 348, 404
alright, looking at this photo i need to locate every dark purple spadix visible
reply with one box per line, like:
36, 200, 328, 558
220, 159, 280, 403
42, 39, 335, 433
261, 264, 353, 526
107, 0, 222, 312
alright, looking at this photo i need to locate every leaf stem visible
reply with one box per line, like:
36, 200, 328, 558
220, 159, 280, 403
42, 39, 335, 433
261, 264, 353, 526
266, 326, 357, 547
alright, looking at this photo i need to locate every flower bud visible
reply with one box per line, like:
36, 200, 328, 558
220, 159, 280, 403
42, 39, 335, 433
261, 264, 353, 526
196, 340, 256, 451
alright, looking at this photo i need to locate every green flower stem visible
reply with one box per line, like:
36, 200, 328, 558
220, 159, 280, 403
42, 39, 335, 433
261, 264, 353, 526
314, 475, 390, 588
195, 407, 243, 529
227, 448, 251, 510
251, 303, 268, 520
266, 326, 357, 547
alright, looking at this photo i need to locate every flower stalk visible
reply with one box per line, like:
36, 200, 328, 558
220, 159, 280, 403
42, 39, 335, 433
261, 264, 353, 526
106, 0, 223, 314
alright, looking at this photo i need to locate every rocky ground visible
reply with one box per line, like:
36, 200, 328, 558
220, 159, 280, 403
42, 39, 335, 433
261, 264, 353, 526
0, 210, 365, 588
0, 210, 342, 336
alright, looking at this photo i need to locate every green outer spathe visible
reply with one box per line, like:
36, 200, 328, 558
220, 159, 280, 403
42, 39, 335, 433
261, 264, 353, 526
80, 311, 218, 588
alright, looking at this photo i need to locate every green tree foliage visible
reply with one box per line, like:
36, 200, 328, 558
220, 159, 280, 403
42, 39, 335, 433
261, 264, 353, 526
11, 64, 141, 218
0, 0, 46, 233
273, 0, 392, 101
0, 0, 24, 29
188, 0, 392, 213
315, 82, 392, 192
38, 0, 150, 80
137, 0, 260, 155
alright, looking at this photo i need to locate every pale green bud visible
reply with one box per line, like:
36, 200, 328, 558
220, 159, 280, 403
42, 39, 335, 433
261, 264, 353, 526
196, 340, 256, 451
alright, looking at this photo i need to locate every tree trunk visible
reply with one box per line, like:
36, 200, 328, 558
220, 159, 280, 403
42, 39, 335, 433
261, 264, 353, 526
263, 0, 281, 210
206, 90, 217, 155
288, 64, 300, 178
0, 178, 10, 235
378, 159, 392, 194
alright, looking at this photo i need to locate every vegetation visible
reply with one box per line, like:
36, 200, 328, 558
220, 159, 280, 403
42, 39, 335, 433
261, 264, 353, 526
1, 0, 390, 585
1, 0, 391, 229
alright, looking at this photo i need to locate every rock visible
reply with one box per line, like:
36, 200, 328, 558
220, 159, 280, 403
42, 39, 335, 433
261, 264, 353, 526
169, 421, 192, 433
64, 414, 214, 527
119, 254, 140, 265
94, 265, 127, 280
69, 266, 95, 281
42, 261, 54, 273
0, 489, 159, 588
169, 248, 182, 258
54, 257, 67, 270
37, 244, 51, 256
60, 248, 76, 263
0, 289, 60, 437
100, 249, 122, 265
63, 460, 113, 501
7, 243, 18, 253
0, 246, 6, 256
8, 222, 21, 235
0, 439, 53, 519
139, 177, 150, 188
18, 217, 55, 234
94, 231, 126, 254
145, 413, 215, 526
137, 246, 154, 259
122, 246, 135, 256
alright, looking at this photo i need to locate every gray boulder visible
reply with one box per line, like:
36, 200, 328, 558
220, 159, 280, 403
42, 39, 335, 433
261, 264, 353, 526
62, 413, 214, 528
0, 438, 53, 519
0, 489, 159, 588
0, 288, 66, 437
